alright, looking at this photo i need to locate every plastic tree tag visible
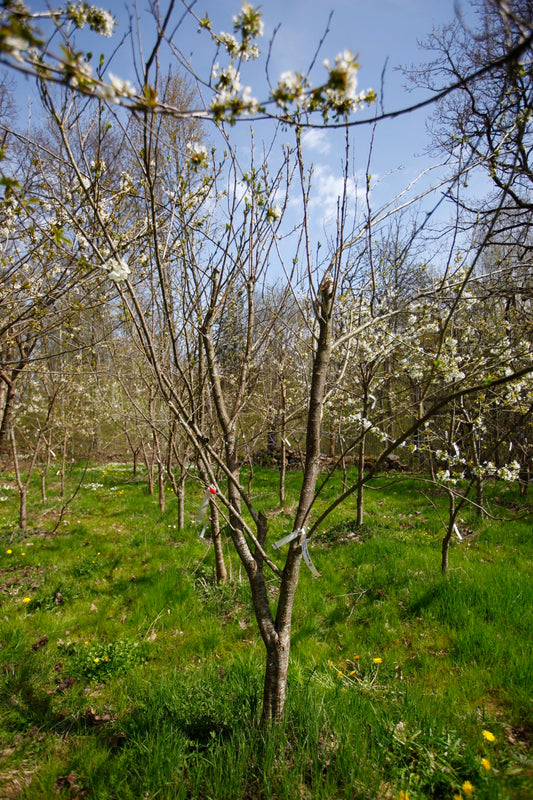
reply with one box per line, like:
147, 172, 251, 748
272, 529, 300, 550
196, 486, 217, 537
273, 528, 321, 578
300, 535, 321, 577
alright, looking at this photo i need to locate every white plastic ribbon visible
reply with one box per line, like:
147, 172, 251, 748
301, 534, 321, 577
196, 485, 217, 537
273, 527, 321, 578
272, 529, 300, 550
454, 523, 463, 541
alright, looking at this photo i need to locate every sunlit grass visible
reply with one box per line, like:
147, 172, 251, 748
0, 464, 531, 798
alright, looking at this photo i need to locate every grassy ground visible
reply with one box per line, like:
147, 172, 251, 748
0, 464, 531, 799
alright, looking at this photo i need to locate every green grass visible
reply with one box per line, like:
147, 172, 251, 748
0, 465, 531, 799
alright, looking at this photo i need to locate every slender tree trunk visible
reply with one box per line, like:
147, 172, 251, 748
198, 460, 228, 584
11, 427, 29, 531
158, 461, 165, 512
279, 379, 287, 506
476, 475, 485, 517
177, 472, 186, 531
210, 496, 227, 584
441, 491, 456, 574
19, 488, 27, 532
356, 392, 369, 526
60, 433, 67, 497
260, 282, 335, 723
356, 433, 366, 526
141, 440, 155, 494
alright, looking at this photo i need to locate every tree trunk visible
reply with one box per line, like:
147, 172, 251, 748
441, 491, 456, 574
158, 461, 165, 512
177, 473, 185, 531
19, 487, 27, 532
61, 433, 68, 497
279, 379, 287, 506
260, 280, 335, 723
476, 475, 485, 517
142, 442, 155, 495
356, 433, 366, 526
262, 635, 291, 722
210, 496, 227, 584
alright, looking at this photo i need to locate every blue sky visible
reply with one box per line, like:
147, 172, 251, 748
173, 0, 465, 240
13, 0, 473, 258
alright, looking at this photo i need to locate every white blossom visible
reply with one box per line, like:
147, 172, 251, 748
186, 142, 209, 170
104, 257, 130, 282
108, 73, 136, 98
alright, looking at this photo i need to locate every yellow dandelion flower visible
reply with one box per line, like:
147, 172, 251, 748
21, 552, 25, 556
22, 597, 31, 603
482, 729, 495, 742
481, 757, 491, 771
373, 657, 382, 664
94, 657, 100, 663
328, 660, 333, 668
399, 792, 410, 800
462, 780, 473, 796
6, 549, 12, 554
453, 795, 463, 800
349, 670, 356, 676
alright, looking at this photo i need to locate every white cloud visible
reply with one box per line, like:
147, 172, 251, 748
301, 129, 331, 155
307, 163, 365, 228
